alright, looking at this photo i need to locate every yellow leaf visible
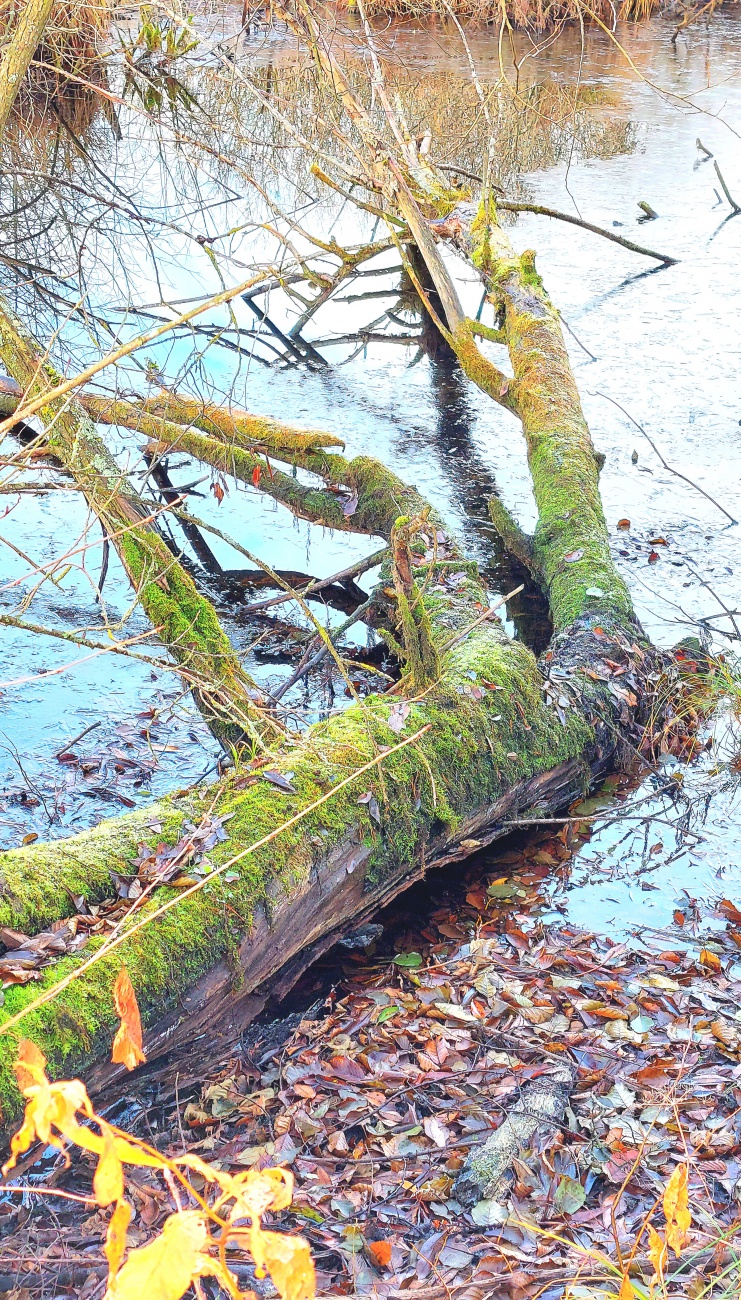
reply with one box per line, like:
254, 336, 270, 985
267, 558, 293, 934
232, 1167, 294, 1218
105, 1200, 133, 1283
663, 1161, 691, 1256
95, 1123, 125, 1207
647, 1225, 667, 1283
111, 968, 146, 1071
618, 1273, 634, 1300
3, 1044, 94, 1174
106, 1211, 208, 1300
259, 1230, 315, 1300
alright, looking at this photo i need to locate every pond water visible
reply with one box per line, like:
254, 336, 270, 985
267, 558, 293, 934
0, 6, 740, 944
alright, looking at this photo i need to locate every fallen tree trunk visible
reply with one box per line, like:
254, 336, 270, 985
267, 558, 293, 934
0, 423, 665, 1129
0, 75, 676, 1130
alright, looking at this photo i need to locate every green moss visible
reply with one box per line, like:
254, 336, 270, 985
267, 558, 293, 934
0, 557, 594, 1128
462, 197, 636, 634
84, 394, 346, 457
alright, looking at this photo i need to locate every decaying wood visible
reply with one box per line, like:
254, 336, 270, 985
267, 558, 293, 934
454, 1066, 575, 1205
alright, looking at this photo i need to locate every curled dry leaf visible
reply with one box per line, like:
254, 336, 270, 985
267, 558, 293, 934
423, 1115, 451, 1148
368, 1239, 393, 1268
257, 1229, 316, 1300
387, 700, 410, 734
647, 1224, 667, 1283
111, 967, 146, 1072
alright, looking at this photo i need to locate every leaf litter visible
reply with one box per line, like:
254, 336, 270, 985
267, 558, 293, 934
4, 812, 741, 1299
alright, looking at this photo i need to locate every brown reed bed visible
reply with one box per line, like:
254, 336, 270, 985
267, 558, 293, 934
358, 0, 687, 30
0, 0, 112, 115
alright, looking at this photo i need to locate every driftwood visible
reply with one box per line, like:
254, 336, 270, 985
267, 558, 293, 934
454, 1066, 575, 1205
0, 27, 681, 1132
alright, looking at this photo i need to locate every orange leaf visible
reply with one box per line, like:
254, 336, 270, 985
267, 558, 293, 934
700, 948, 721, 972
94, 1122, 124, 1206
618, 1273, 634, 1299
105, 1199, 133, 1283
259, 1230, 315, 1300
252, 464, 261, 487
111, 968, 146, 1071
13, 1039, 47, 1091
647, 1225, 667, 1283
663, 1162, 691, 1255
368, 1239, 393, 1268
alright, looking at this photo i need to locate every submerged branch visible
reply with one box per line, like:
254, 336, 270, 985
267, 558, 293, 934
496, 199, 679, 265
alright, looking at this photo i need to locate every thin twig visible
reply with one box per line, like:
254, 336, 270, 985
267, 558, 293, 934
55, 720, 102, 757
496, 200, 678, 265
594, 392, 737, 525
239, 546, 389, 615
713, 160, 741, 214
270, 594, 378, 703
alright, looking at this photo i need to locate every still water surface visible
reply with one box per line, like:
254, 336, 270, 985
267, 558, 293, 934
1, 9, 740, 943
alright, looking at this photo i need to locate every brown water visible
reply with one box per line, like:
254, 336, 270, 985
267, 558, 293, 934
0, 8, 740, 941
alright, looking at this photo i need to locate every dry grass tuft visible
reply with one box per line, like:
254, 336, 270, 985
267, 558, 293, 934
359, 0, 664, 30
0, 0, 113, 107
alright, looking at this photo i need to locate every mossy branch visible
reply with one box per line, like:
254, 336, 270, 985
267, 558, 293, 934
487, 496, 540, 580
390, 513, 440, 690
412, 195, 638, 634
82, 392, 346, 457
81, 391, 449, 545
0, 297, 279, 750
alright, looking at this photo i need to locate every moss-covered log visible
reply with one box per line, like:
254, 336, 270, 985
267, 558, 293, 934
0, 123, 671, 1130
0, 420, 663, 1130
0, 300, 280, 751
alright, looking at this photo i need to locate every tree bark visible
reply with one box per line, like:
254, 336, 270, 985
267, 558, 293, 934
0, 0, 56, 136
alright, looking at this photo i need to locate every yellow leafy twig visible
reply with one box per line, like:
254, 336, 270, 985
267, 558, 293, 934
4, 1041, 316, 1300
